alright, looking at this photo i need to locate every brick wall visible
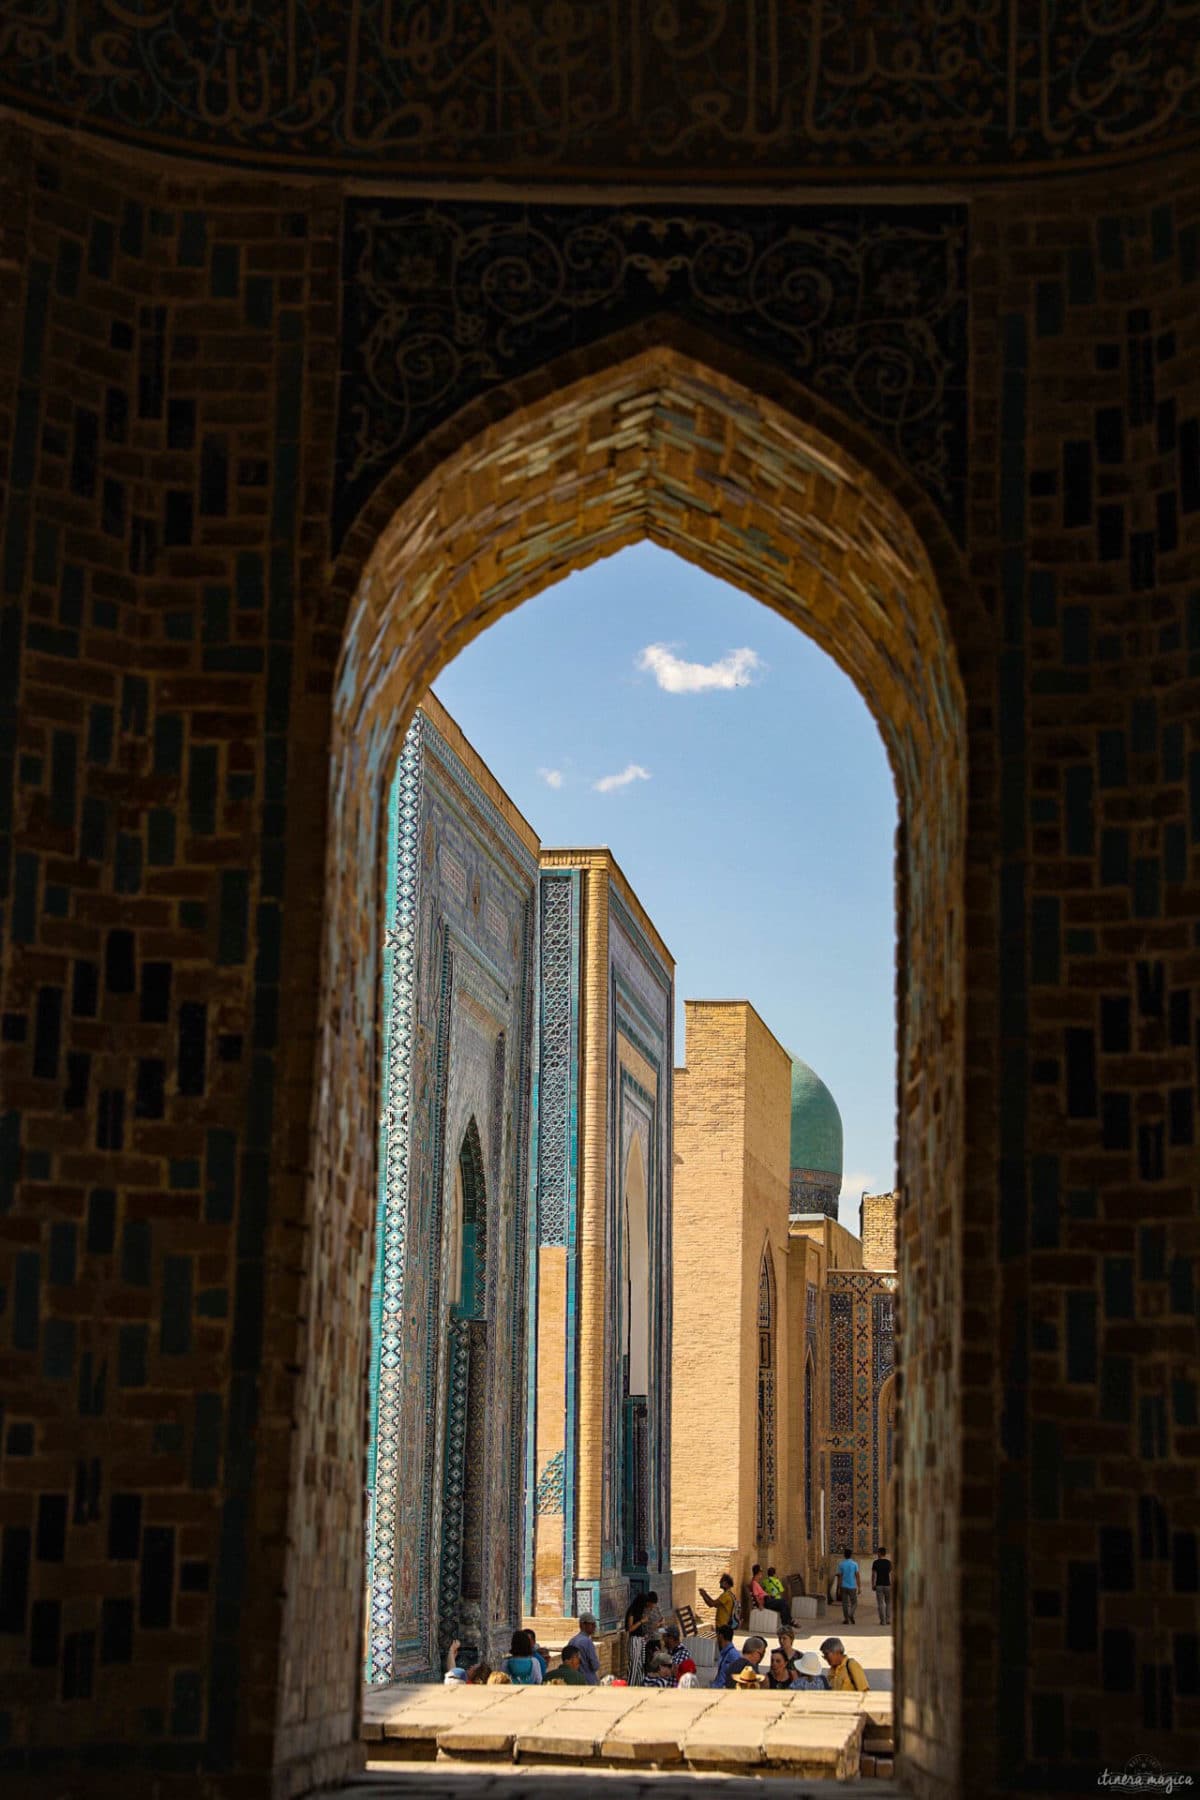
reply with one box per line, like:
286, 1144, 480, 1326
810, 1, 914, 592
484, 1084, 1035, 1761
860, 1193, 898, 1270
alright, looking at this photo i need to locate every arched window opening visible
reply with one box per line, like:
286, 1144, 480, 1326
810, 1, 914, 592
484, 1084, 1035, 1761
453, 1117, 488, 1320
441, 1117, 489, 1646
756, 1245, 777, 1545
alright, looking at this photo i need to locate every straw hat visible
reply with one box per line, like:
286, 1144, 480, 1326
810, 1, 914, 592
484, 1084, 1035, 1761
796, 1650, 823, 1678
732, 1665, 763, 1688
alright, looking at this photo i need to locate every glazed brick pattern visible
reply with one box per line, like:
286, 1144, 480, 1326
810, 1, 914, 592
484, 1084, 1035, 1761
965, 168, 1200, 1788
0, 125, 340, 1781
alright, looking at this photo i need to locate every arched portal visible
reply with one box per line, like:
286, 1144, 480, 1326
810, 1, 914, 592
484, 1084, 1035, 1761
299, 331, 973, 1787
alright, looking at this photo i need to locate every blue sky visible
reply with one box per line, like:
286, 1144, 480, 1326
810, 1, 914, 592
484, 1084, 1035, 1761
433, 542, 897, 1228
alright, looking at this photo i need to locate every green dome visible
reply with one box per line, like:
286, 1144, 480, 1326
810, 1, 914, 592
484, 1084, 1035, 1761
789, 1055, 843, 1178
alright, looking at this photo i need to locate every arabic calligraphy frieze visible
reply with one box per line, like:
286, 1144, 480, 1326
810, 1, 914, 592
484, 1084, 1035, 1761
0, 2, 1198, 173
334, 198, 967, 549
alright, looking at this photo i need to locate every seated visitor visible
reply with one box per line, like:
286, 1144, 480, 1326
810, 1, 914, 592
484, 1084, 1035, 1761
465, 1661, 492, 1684
662, 1623, 696, 1685
732, 1664, 764, 1689
544, 1644, 588, 1685
776, 1625, 799, 1671
719, 1631, 768, 1688
642, 1650, 675, 1688
566, 1612, 600, 1685
819, 1636, 869, 1692
750, 1563, 787, 1619
503, 1629, 543, 1685
792, 1650, 830, 1691
678, 1671, 699, 1688
698, 1572, 739, 1631
528, 1633, 549, 1677
713, 1623, 743, 1690
764, 1567, 787, 1606
486, 1671, 511, 1685
766, 1647, 799, 1689
443, 1637, 466, 1684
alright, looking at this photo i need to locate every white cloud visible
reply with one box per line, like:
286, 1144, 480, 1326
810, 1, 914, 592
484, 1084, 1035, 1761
592, 763, 651, 794
636, 642, 764, 694
840, 1171, 880, 1201
538, 767, 564, 789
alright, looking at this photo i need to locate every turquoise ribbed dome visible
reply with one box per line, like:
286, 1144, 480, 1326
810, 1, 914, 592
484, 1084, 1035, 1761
789, 1055, 843, 1178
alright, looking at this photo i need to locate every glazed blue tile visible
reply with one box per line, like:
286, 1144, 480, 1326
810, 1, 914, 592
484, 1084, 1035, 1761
204, 1129, 236, 1224
12, 1251, 39, 1350
85, 1189, 115, 1255
211, 244, 239, 298
1031, 1154, 1059, 1249
235, 551, 263, 610
1067, 247, 1095, 305
203, 646, 263, 674
120, 1220, 150, 1287
107, 1494, 141, 1563
139, 1527, 174, 1629
191, 1394, 222, 1490
178, 211, 207, 267
1064, 765, 1093, 856
32, 521, 58, 586
161, 1258, 192, 1355
117, 1325, 147, 1387
88, 220, 113, 280
147, 809, 175, 867
115, 833, 142, 895
49, 1222, 76, 1286
244, 275, 272, 328
87, 704, 113, 766
42, 1319, 73, 1381
217, 872, 249, 967
0, 1527, 31, 1631
245, 1054, 274, 1151
1133, 858, 1160, 918
1061, 606, 1089, 666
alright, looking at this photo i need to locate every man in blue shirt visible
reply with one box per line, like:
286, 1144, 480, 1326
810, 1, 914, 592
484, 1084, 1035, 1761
836, 1546, 860, 1624
566, 1613, 601, 1685
715, 1627, 768, 1688
713, 1624, 744, 1688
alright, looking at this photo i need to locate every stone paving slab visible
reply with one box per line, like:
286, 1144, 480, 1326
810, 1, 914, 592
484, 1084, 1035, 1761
600, 1690, 722, 1762
434, 1686, 585, 1755
363, 1684, 513, 1743
763, 1711, 865, 1778
681, 1694, 789, 1766
364, 1682, 888, 1777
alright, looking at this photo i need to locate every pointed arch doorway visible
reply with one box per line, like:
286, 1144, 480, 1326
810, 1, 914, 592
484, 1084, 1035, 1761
295, 325, 979, 1795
